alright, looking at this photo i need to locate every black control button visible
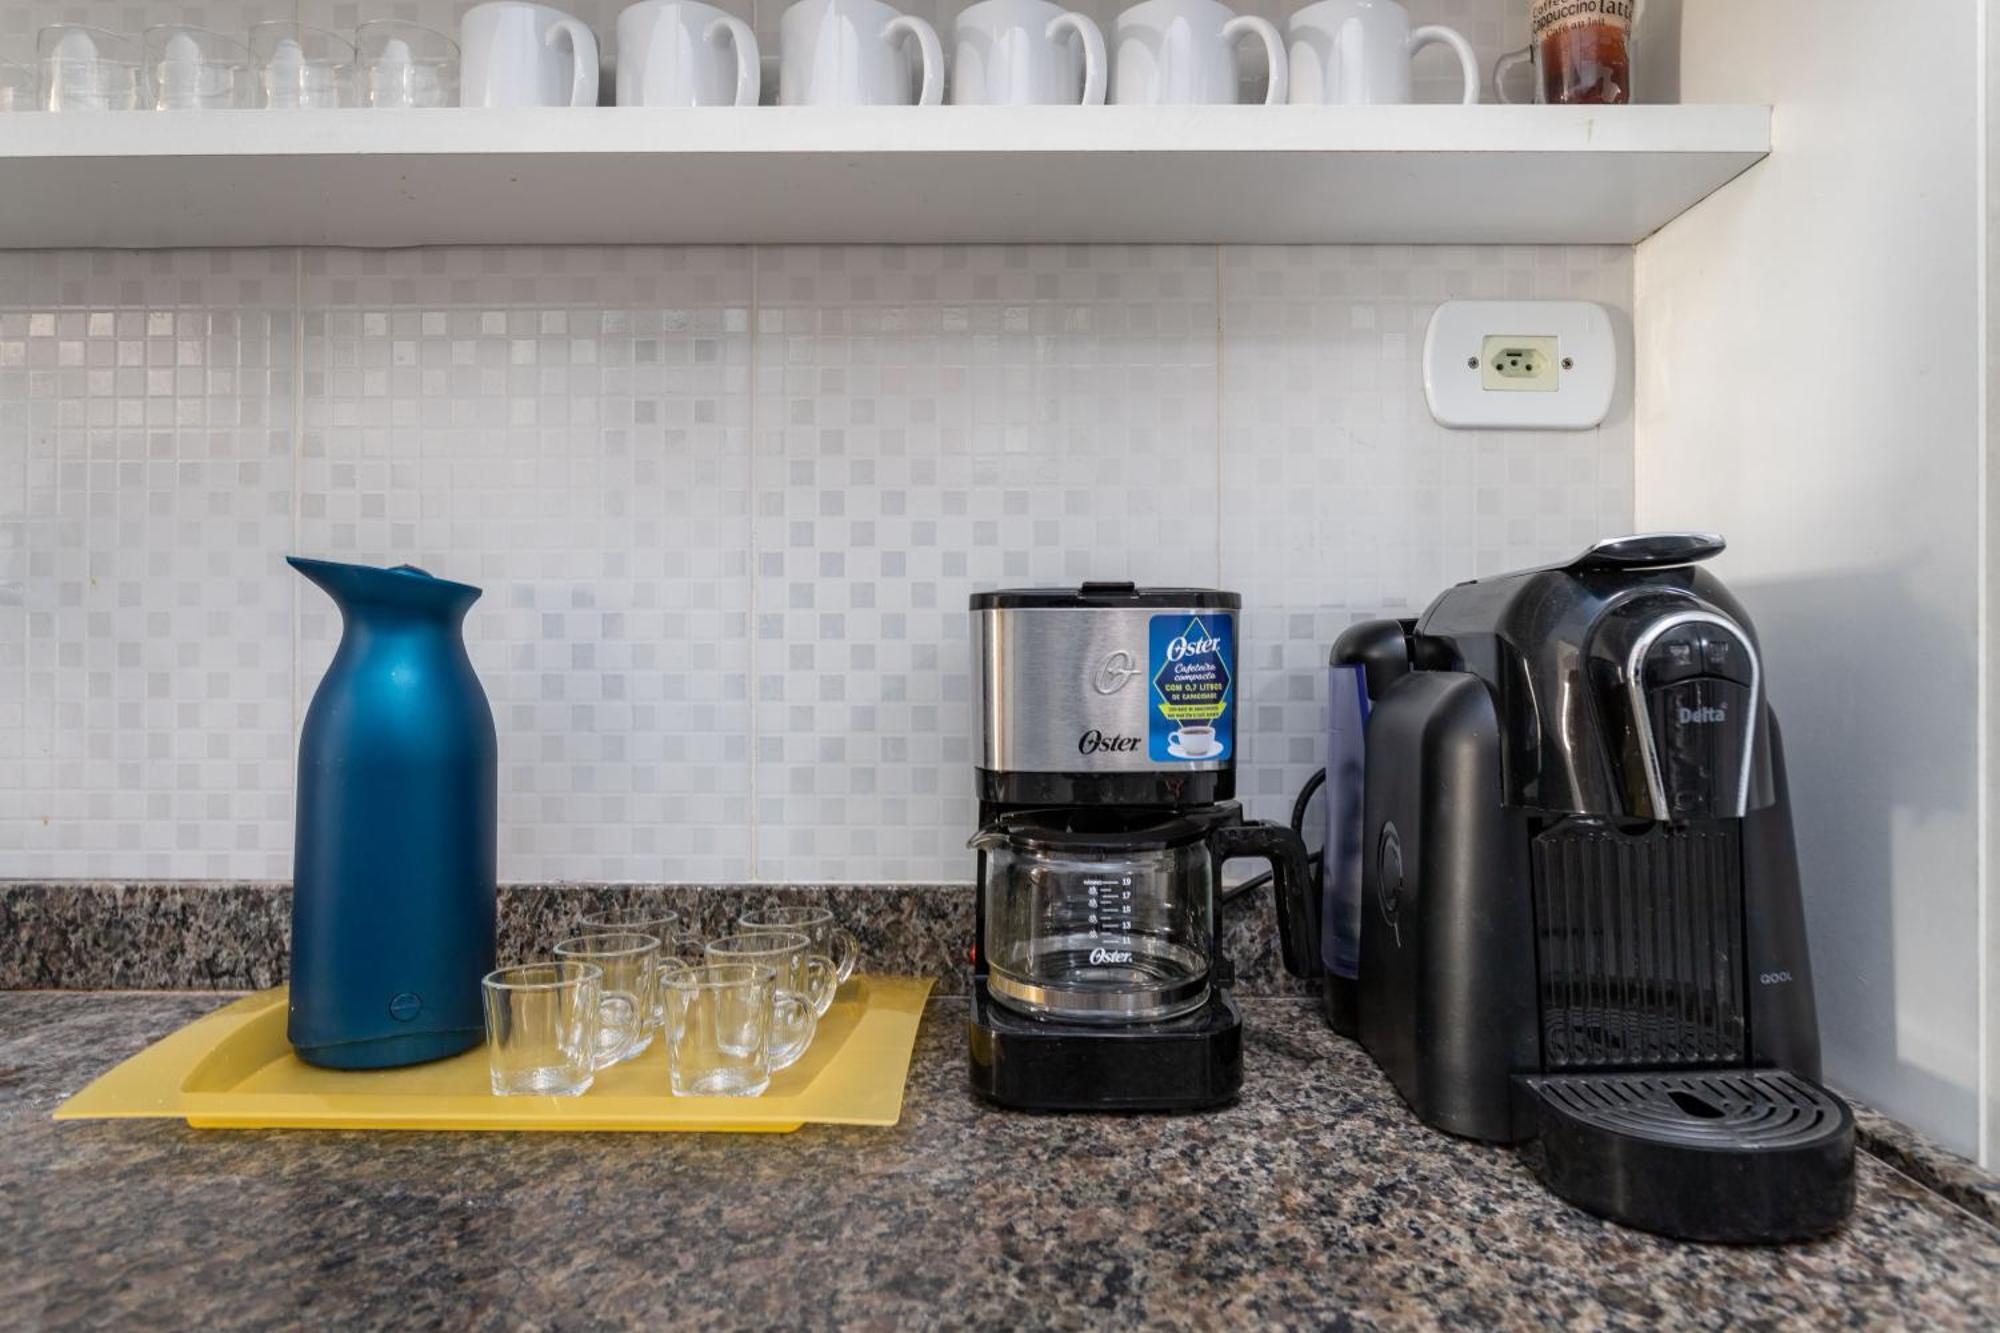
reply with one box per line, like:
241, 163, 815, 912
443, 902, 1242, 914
1646, 678, 1751, 819
1701, 630, 1755, 685
1643, 626, 1708, 686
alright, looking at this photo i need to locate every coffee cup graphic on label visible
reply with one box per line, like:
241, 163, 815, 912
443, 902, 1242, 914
1173, 724, 1218, 757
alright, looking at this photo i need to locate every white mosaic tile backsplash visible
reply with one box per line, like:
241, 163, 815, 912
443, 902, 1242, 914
0, 241, 1631, 882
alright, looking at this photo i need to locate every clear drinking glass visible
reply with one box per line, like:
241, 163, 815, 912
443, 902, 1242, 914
738, 905, 860, 984
662, 963, 778, 1097
38, 26, 139, 111
552, 932, 661, 1068
249, 23, 359, 108
578, 905, 705, 964
357, 21, 458, 108
482, 961, 603, 1096
0, 62, 35, 111
143, 26, 254, 110
705, 932, 836, 1069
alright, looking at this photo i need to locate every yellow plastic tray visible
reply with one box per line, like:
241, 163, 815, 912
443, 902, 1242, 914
56, 975, 935, 1133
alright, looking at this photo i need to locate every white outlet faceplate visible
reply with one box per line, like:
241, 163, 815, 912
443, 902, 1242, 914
1423, 300, 1616, 430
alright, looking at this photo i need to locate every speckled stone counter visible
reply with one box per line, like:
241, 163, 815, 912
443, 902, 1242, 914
4, 993, 1997, 1331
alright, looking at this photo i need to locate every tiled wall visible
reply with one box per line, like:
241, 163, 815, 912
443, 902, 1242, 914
1, 243, 1634, 883
0, 2, 1634, 884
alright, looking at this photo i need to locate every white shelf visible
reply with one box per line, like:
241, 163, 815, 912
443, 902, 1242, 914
0, 104, 1770, 249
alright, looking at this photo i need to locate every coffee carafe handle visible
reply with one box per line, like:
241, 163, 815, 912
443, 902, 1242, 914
1211, 821, 1321, 979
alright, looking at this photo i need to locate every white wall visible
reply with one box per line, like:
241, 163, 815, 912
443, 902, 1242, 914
1636, 0, 1988, 1159
1984, 0, 1998, 1173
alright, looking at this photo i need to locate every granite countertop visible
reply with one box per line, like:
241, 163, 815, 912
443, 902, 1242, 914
3, 993, 1997, 1330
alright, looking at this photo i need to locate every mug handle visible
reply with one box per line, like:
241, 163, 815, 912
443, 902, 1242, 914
805, 954, 839, 1018
830, 926, 859, 984
1410, 24, 1478, 105
1047, 11, 1106, 107
704, 15, 761, 107
1493, 44, 1532, 104
1221, 14, 1286, 106
884, 14, 944, 106
546, 17, 600, 106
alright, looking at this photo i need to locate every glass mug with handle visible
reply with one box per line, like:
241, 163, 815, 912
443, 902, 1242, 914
1495, 0, 1636, 105
950, 0, 1106, 106
662, 962, 778, 1097
576, 905, 705, 1030
553, 932, 662, 1067
577, 904, 705, 962
1286, 0, 1477, 106
1110, 0, 1286, 105
738, 905, 859, 986
482, 960, 603, 1096
706, 933, 837, 1068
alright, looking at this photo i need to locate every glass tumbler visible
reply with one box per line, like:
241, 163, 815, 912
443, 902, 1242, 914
482, 961, 603, 1096
579, 905, 704, 964
662, 963, 778, 1097
250, 23, 359, 108
553, 932, 661, 1068
0, 61, 35, 112
578, 906, 703, 1028
357, 21, 458, 108
143, 26, 254, 110
705, 932, 836, 1068
739, 905, 860, 984
38, 26, 139, 111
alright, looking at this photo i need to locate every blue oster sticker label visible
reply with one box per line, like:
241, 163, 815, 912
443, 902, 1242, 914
1148, 613, 1235, 762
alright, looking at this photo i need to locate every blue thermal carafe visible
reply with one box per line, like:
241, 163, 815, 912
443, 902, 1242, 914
287, 557, 497, 1069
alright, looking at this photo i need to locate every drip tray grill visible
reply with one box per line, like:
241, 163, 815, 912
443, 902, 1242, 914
1520, 1069, 1856, 1243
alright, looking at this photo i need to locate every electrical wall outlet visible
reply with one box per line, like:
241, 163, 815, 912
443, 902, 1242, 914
1423, 301, 1616, 430
1480, 335, 1560, 392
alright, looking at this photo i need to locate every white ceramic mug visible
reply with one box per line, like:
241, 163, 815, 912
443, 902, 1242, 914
460, 1, 600, 107
617, 0, 759, 106
1111, 0, 1285, 105
951, 0, 1106, 106
1287, 0, 1476, 105
780, 0, 943, 105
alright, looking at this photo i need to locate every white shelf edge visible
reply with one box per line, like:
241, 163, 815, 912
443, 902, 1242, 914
0, 103, 1772, 158
0, 105, 1772, 249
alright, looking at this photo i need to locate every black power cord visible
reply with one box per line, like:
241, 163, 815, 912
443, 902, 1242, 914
1221, 766, 1327, 906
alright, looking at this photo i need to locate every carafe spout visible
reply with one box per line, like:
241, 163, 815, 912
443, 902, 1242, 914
287, 555, 482, 623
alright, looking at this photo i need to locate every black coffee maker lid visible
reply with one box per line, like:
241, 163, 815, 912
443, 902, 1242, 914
982, 803, 1241, 853
970, 582, 1240, 611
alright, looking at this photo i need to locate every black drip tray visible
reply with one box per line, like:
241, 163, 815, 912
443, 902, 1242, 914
1520, 1069, 1856, 1243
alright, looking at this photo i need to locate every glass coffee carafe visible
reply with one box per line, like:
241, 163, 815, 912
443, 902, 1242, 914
972, 806, 1312, 1025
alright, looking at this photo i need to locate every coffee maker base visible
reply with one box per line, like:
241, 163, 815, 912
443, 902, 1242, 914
967, 985, 1244, 1112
